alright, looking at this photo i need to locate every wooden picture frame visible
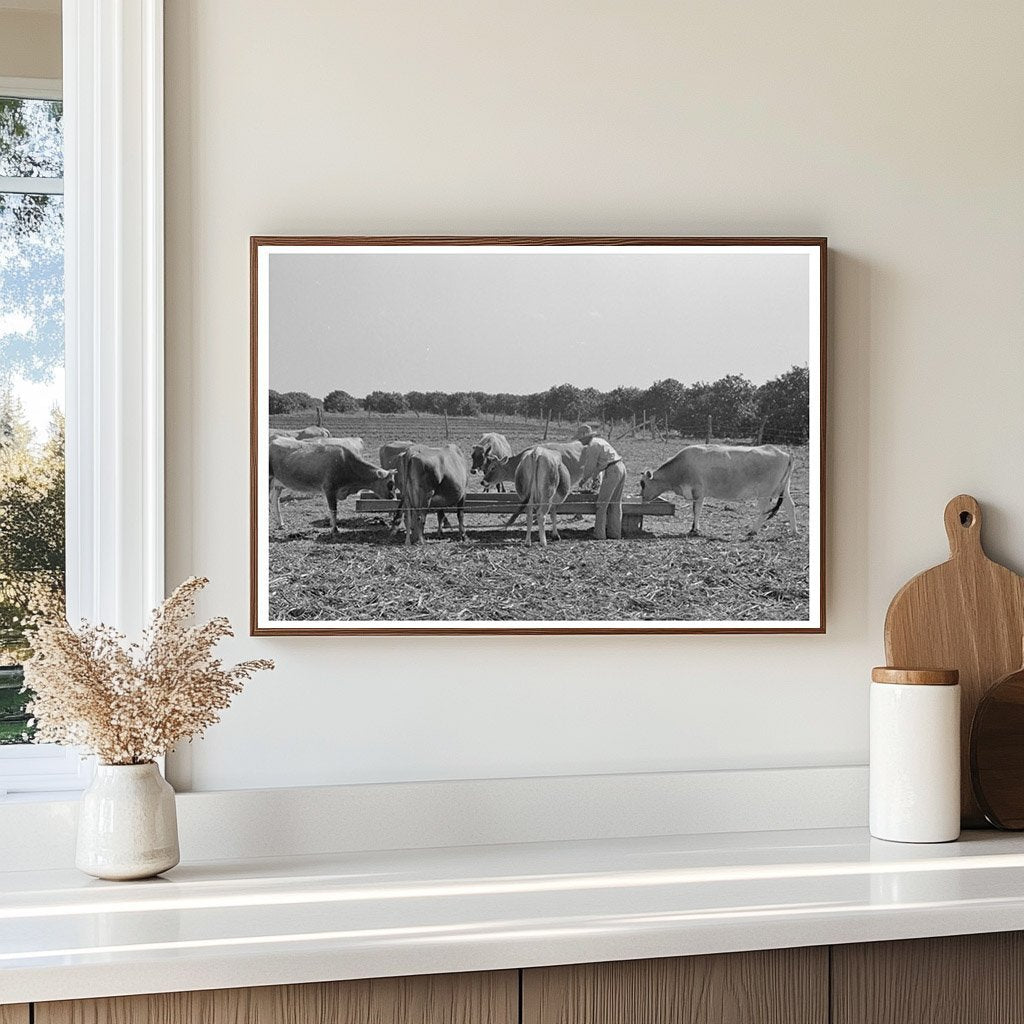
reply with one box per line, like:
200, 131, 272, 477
251, 236, 826, 635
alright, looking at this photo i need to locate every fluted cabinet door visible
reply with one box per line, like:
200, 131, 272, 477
35, 971, 518, 1024
0, 1007, 29, 1024
832, 933, 1024, 1024
522, 949, 828, 1024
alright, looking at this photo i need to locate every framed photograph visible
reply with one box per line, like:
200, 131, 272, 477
251, 236, 826, 635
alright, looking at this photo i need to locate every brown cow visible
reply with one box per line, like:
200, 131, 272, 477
399, 444, 468, 545
380, 440, 451, 538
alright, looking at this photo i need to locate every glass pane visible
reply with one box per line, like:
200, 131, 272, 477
0, 664, 28, 743
0, 97, 63, 179
0, 189, 65, 744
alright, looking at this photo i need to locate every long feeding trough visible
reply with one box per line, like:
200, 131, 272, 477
354, 491, 676, 537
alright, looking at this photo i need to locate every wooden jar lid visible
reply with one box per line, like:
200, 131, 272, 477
871, 667, 960, 686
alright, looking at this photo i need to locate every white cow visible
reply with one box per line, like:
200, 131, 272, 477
470, 432, 513, 491
639, 444, 797, 537
482, 440, 587, 492
269, 426, 330, 442
312, 435, 364, 454
513, 446, 571, 546
269, 437, 394, 533
484, 441, 587, 532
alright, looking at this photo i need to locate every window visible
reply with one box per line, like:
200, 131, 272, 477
0, 6, 166, 798
0, 79, 83, 795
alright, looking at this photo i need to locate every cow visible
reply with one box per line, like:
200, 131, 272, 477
482, 440, 587, 492
379, 441, 415, 474
398, 444, 468, 545
512, 446, 571, 546
297, 425, 331, 440
269, 437, 395, 533
381, 440, 415, 536
470, 432, 513, 491
270, 432, 362, 452
380, 440, 454, 538
483, 440, 588, 528
312, 435, 364, 454
639, 444, 797, 537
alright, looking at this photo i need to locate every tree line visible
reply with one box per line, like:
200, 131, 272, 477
0, 392, 64, 683
270, 365, 810, 442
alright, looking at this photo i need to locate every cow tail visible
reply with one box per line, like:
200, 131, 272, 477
504, 496, 530, 530
764, 452, 795, 523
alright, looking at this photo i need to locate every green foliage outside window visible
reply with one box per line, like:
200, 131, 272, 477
0, 95, 66, 743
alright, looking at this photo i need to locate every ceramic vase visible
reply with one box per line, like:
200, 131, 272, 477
76, 762, 180, 880
870, 668, 961, 843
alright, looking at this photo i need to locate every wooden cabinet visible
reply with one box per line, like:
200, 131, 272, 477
34, 971, 517, 1024
14, 933, 1024, 1024
522, 948, 828, 1024
832, 932, 1024, 1024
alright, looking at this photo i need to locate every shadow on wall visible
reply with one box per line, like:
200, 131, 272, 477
826, 249, 873, 637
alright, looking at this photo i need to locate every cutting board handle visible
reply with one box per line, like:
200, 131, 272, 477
944, 494, 983, 558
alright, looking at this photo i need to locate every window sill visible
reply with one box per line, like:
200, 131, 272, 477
0, 789, 86, 804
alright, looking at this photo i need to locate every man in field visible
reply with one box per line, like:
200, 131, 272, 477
575, 425, 626, 541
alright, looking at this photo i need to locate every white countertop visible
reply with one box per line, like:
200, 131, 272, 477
4, 826, 1024, 1004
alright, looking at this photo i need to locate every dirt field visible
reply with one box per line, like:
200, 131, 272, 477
266, 413, 812, 623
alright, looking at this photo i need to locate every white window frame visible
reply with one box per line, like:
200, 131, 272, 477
0, 76, 64, 193
0, 0, 165, 797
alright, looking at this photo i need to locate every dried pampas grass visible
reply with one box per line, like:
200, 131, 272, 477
23, 577, 273, 765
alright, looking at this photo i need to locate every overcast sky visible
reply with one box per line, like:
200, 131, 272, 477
268, 248, 811, 397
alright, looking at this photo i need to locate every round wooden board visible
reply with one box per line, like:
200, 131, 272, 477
971, 663, 1024, 829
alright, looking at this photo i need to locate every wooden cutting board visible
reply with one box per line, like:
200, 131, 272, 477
884, 494, 1024, 826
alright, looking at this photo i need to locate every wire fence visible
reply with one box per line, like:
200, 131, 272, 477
268, 413, 811, 453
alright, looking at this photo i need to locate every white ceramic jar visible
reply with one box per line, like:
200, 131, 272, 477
76, 762, 180, 880
870, 667, 961, 843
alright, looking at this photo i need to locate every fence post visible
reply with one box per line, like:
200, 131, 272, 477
631, 412, 636, 437
756, 415, 767, 445
706, 414, 712, 444
665, 414, 669, 442
543, 409, 551, 440
444, 410, 450, 440
316, 405, 324, 428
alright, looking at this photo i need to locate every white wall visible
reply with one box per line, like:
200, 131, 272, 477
164, 1, 1024, 792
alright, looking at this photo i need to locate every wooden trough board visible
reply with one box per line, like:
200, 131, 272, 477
355, 491, 676, 537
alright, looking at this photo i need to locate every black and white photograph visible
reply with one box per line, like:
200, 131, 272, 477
251, 238, 825, 634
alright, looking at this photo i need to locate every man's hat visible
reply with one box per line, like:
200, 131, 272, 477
575, 423, 599, 442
